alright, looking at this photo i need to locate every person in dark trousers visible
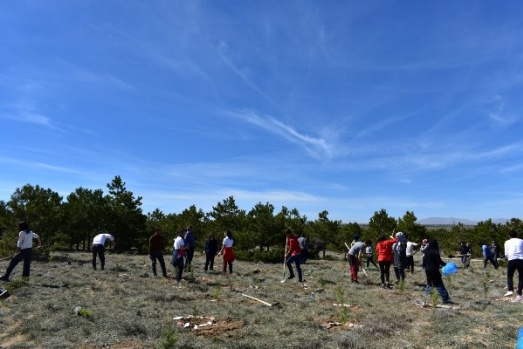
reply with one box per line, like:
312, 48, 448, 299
365, 241, 379, 269
482, 243, 498, 269
392, 232, 407, 284
149, 227, 167, 277
459, 242, 471, 268
298, 235, 309, 264
91, 232, 114, 270
285, 229, 304, 282
490, 241, 500, 264
0, 221, 42, 281
184, 225, 196, 272
503, 230, 523, 303
405, 236, 418, 274
204, 233, 219, 272
423, 240, 452, 304
376, 234, 397, 288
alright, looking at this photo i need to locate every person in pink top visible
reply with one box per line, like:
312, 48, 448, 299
376, 234, 397, 288
285, 229, 303, 282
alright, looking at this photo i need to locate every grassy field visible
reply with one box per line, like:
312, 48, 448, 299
0, 251, 519, 349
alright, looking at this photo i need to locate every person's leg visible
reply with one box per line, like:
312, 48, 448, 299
294, 255, 303, 281
393, 266, 400, 282
92, 246, 98, 269
379, 261, 386, 285
483, 258, 487, 268
99, 246, 106, 270
228, 261, 233, 274
370, 257, 378, 269
349, 255, 359, 282
399, 267, 406, 281
176, 259, 184, 282
185, 247, 194, 272
493, 257, 499, 269
433, 279, 450, 303
384, 262, 391, 285
151, 252, 158, 276
158, 253, 167, 277
210, 254, 215, 270
515, 259, 523, 296
286, 256, 295, 278
302, 249, 308, 264
507, 260, 516, 292
2, 252, 24, 279
22, 249, 32, 277
204, 254, 210, 272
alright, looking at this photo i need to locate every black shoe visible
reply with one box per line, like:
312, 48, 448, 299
287, 275, 295, 280
299, 279, 305, 283
0, 276, 9, 282
443, 300, 456, 305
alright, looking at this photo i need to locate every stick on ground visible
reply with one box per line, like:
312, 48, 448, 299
241, 293, 274, 307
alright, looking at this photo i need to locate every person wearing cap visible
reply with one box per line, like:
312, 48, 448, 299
503, 230, 523, 303
91, 231, 114, 270
392, 232, 408, 284
0, 221, 42, 281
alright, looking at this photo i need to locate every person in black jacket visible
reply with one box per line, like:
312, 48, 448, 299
204, 233, 219, 272
423, 240, 452, 304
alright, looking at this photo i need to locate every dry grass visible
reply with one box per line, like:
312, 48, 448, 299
0, 252, 519, 349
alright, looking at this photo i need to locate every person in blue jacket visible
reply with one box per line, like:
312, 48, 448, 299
482, 243, 499, 269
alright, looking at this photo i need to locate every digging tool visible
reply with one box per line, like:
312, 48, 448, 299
241, 293, 275, 307
280, 237, 288, 283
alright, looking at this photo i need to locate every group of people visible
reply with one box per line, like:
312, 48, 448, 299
459, 240, 503, 270
348, 232, 452, 304
2, 221, 523, 305
147, 226, 236, 284
349, 232, 419, 287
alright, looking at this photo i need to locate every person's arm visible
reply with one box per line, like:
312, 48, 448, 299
36, 235, 42, 248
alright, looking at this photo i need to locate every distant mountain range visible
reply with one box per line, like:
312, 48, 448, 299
417, 217, 510, 225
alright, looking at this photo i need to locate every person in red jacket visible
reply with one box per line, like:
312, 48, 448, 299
376, 234, 397, 288
285, 229, 304, 282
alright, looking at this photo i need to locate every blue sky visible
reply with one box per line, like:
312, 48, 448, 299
1, 1, 523, 223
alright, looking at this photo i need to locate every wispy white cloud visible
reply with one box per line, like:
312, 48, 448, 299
226, 109, 339, 160
482, 95, 519, 127
1, 101, 65, 132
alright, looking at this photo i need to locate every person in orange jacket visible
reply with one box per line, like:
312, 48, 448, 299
376, 234, 397, 288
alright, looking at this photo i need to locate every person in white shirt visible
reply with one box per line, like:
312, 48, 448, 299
171, 229, 188, 282
504, 230, 523, 302
91, 232, 115, 270
405, 237, 418, 274
0, 221, 42, 281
